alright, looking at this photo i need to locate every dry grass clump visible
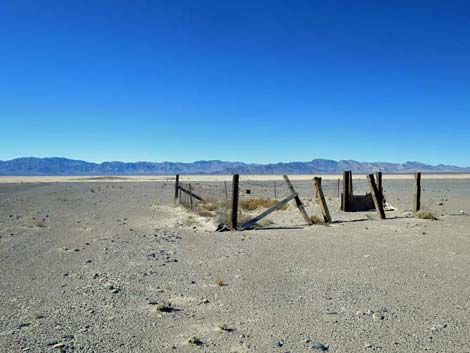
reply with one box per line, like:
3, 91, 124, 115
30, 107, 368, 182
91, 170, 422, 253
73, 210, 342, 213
200, 201, 218, 211
310, 215, 326, 225
195, 208, 214, 218
415, 210, 438, 220
239, 198, 288, 211
215, 279, 226, 286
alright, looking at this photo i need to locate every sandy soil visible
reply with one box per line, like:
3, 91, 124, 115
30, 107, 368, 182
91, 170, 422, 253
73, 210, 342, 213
0, 178, 469, 352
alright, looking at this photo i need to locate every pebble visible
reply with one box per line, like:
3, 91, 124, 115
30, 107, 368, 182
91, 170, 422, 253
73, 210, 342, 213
372, 313, 385, 321
103, 283, 114, 290
309, 342, 329, 351
45, 340, 58, 346
188, 336, 203, 346
431, 323, 447, 332
156, 304, 174, 312
273, 339, 284, 347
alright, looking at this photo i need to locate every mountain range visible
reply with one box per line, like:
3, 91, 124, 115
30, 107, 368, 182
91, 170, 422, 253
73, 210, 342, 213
0, 157, 469, 175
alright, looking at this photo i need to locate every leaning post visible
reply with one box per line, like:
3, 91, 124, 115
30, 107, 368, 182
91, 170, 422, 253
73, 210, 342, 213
375, 171, 383, 204
283, 175, 313, 225
367, 174, 386, 219
314, 177, 332, 223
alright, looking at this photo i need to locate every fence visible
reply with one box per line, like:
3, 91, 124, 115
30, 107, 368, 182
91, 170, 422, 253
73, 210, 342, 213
173, 172, 424, 230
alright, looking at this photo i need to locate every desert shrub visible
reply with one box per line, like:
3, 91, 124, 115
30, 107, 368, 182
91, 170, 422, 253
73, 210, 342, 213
415, 210, 438, 220
239, 198, 288, 211
195, 208, 214, 218
215, 279, 226, 286
201, 202, 217, 211
310, 215, 325, 225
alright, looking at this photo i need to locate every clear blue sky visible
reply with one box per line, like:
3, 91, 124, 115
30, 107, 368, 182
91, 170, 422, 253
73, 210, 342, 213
1, 1, 469, 166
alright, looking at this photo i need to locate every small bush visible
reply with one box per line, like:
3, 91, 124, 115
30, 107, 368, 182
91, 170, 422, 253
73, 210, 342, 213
215, 279, 226, 286
201, 202, 217, 211
239, 198, 288, 211
310, 215, 325, 225
416, 210, 438, 220
195, 208, 214, 218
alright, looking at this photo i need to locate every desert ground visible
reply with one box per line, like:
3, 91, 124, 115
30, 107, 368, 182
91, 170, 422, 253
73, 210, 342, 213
0, 175, 469, 352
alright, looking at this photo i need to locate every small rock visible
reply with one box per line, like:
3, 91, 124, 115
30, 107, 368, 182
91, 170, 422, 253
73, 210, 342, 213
53, 342, 65, 349
188, 336, 203, 346
372, 313, 385, 321
45, 340, 58, 346
273, 339, 284, 347
309, 342, 329, 351
156, 304, 174, 312
103, 283, 114, 290
366, 309, 374, 316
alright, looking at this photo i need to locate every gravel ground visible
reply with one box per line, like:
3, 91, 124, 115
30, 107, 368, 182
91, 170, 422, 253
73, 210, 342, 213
0, 179, 469, 353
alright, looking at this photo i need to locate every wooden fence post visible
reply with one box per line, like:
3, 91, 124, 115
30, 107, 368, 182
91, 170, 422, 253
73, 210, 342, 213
224, 181, 228, 202
314, 177, 332, 223
375, 171, 383, 204
174, 174, 180, 201
231, 174, 239, 230
367, 174, 386, 219
414, 172, 421, 213
342, 171, 351, 211
315, 177, 322, 199
348, 171, 353, 200
274, 181, 277, 198
283, 175, 313, 225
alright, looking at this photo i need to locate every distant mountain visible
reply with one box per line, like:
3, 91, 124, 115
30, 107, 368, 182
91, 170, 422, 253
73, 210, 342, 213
0, 157, 469, 175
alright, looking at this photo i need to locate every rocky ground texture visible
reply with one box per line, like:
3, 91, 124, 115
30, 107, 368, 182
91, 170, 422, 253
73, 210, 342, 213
0, 179, 469, 352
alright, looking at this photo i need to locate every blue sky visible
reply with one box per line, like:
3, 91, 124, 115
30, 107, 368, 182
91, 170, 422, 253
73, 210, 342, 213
1, 1, 469, 166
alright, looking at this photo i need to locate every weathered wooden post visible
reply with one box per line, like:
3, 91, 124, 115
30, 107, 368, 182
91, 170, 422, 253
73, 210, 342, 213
174, 174, 180, 201
314, 177, 332, 223
283, 175, 313, 225
348, 171, 353, 200
189, 184, 194, 210
274, 181, 277, 198
375, 171, 383, 204
414, 172, 421, 213
231, 174, 239, 230
315, 177, 322, 199
342, 171, 351, 211
367, 174, 386, 219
